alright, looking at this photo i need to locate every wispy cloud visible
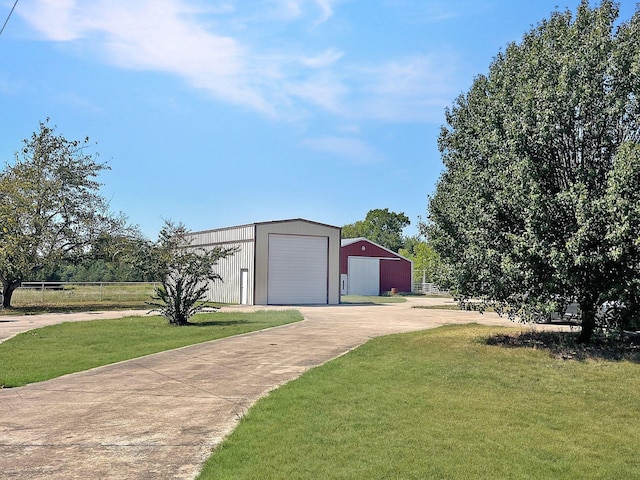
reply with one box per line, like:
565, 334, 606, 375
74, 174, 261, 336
18, 0, 457, 122
382, 0, 459, 23
248, 0, 339, 24
352, 54, 458, 122
314, 0, 338, 24
301, 136, 381, 163
300, 48, 343, 68
20, 0, 271, 112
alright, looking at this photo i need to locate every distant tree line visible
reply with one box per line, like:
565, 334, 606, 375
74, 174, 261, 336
30, 233, 162, 283
34, 258, 157, 283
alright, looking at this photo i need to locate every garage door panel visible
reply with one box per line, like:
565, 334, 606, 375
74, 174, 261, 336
348, 257, 380, 296
268, 234, 328, 304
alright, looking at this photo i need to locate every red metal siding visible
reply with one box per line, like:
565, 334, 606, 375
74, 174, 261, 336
380, 259, 412, 293
341, 239, 412, 294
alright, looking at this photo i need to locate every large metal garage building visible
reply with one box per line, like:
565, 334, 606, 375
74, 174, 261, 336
340, 238, 413, 296
189, 219, 341, 305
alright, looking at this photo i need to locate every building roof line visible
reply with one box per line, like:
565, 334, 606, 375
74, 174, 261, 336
190, 218, 340, 236
340, 237, 413, 263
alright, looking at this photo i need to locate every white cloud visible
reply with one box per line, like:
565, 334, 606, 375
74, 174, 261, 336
22, 0, 81, 41
302, 136, 381, 163
19, 0, 271, 112
351, 54, 457, 122
300, 48, 343, 68
287, 73, 347, 113
383, 0, 459, 23
270, 0, 304, 21
314, 0, 337, 24
18, 0, 457, 123
256, 0, 338, 24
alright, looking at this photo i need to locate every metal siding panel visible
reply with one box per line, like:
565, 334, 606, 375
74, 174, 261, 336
342, 239, 398, 259
380, 258, 412, 293
203, 241, 255, 304
190, 225, 255, 246
185, 225, 256, 304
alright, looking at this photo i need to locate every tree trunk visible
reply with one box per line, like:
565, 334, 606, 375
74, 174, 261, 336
1, 280, 20, 308
578, 300, 596, 344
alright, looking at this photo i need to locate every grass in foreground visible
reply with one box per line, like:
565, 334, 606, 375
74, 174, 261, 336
340, 295, 406, 304
0, 303, 150, 315
198, 324, 640, 480
0, 310, 302, 387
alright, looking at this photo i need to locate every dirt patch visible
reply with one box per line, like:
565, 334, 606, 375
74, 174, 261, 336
485, 330, 640, 362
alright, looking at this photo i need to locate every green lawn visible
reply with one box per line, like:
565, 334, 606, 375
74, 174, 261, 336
0, 310, 302, 387
340, 295, 407, 304
198, 324, 640, 480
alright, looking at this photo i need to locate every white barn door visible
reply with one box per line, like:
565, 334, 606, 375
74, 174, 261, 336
347, 257, 380, 296
268, 234, 329, 304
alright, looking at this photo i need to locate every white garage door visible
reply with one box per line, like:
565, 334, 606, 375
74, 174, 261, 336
348, 257, 380, 296
268, 234, 329, 304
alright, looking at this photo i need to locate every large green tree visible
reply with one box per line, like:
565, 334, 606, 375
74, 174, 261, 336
0, 120, 131, 307
426, 1, 640, 343
343, 208, 410, 252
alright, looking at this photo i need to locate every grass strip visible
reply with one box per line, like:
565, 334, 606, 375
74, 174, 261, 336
0, 303, 150, 315
198, 324, 640, 480
0, 310, 302, 387
340, 295, 406, 304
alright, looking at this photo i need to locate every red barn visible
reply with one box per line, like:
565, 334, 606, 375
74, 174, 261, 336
340, 238, 413, 296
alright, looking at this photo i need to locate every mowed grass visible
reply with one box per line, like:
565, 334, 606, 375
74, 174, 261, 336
0, 310, 302, 387
340, 295, 406, 304
198, 324, 640, 480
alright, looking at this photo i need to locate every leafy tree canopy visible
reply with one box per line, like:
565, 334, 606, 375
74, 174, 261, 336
0, 120, 133, 307
343, 208, 410, 252
399, 235, 443, 284
425, 1, 640, 343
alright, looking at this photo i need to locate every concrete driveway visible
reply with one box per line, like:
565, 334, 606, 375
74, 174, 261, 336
0, 298, 535, 479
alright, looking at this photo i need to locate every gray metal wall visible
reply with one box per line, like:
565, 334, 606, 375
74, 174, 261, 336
189, 224, 256, 305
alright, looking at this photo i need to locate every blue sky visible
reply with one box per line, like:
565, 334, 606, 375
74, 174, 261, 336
1, 0, 637, 239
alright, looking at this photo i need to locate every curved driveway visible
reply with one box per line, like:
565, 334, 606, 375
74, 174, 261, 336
1, 298, 535, 479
